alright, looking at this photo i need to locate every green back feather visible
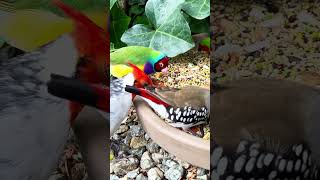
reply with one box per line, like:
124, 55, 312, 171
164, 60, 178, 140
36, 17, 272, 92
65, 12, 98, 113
111, 46, 165, 66
200, 37, 210, 48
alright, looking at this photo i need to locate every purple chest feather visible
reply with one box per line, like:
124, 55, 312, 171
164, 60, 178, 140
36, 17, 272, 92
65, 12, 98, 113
144, 62, 154, 75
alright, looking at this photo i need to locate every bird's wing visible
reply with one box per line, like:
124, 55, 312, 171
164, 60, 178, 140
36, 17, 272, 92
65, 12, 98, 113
154, 86, 210, 108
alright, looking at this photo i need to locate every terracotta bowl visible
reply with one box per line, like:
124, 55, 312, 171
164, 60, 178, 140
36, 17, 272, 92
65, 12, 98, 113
133, 97, 210, 170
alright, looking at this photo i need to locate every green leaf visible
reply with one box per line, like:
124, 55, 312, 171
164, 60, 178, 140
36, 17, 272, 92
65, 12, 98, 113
110, 0, 117, 9
110, 42, 118, 52
128, 0, 147, 6
182, 0, 209, 19
189, 17, 209, 33
121, 0, 194, 57
133, 14, 151, 27
111, 4, 131, 48
129, 4, 144, 16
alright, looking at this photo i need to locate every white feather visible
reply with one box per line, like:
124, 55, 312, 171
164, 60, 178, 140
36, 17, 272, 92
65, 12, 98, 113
110, 73, 135, 135
38, 35, 78, 82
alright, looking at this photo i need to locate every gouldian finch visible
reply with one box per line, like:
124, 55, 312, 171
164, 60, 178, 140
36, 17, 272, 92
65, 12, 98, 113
192, 33, 210, 54
0, 0, 107, 179
110, 46, 169, 78
199, 37, 210, 53
125, 85, 210, 131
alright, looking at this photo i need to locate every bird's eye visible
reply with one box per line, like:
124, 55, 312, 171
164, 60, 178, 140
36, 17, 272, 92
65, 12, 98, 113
160, 63, 163, 67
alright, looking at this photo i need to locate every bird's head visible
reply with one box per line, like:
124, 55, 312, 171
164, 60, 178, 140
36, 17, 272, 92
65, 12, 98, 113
153, 56, 169, 74
144, 53, 169, 75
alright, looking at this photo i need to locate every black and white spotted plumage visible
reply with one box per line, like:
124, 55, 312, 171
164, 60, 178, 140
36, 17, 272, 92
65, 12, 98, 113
127, 85, 210, 129
211, 140, 319, 180
0, 35, 79, 180
163, 105, 209, 129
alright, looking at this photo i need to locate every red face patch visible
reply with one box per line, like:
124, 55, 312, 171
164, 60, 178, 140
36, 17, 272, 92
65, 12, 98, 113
154, 57, 169, 72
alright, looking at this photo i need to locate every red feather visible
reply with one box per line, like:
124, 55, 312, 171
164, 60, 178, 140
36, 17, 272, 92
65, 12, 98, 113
53, 0, 108, 125
128, 62, 154, 88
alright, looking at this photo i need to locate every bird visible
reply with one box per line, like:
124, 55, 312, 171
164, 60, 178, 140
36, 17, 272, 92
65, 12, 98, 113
125, 85, 210, 131
211, 78, 320, 179
0, 0, 107, 179
192, 33, 210, 54
110, 62, 154, 135
110, 46, 170, 78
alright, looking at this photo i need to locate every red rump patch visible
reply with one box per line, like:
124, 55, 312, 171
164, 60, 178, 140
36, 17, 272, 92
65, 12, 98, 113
128, 62, 154, 88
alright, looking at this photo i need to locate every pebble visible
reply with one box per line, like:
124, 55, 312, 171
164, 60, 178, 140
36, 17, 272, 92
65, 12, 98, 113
164, 159, 178, 168
146, 141, 160, 153
144, 133, 150, 141
197, 174, 209, 180
126, 168, 140, 179
129, 136, 147, 149
164, 164, 184, 180
129, 125, 145, 137
128, 147, 146, 157
135, 173, 148, 180
140, 151, 154, 170
147, 167, 164, 180
197, 168, 207, 176
151, 153, 164, 164
111, 157, 139, 176
116, 125, 129, 134
110, 175, 120, 180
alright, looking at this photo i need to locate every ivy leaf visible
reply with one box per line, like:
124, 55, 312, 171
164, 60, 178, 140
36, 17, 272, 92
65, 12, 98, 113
111, 4, 131, 48
189, 17, 209, 33
133, 14, 151, 27
128, 0, 147, 6
182, 0, 209, 20
110, 0, 117, 9
121, 0, 194, 57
